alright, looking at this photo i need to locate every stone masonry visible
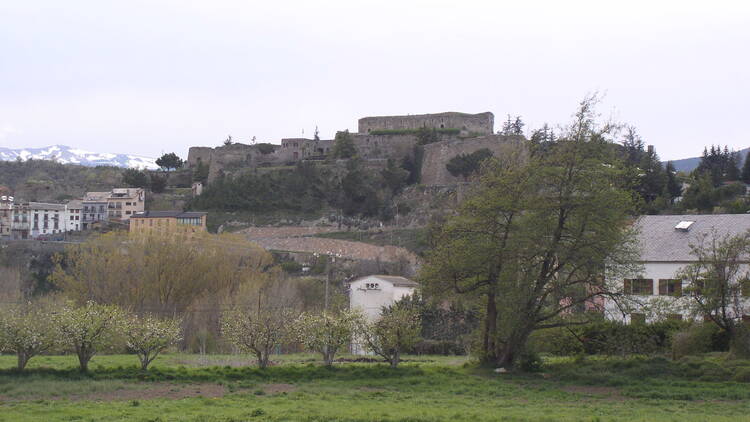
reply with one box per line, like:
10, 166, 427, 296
187, 111, 517, 185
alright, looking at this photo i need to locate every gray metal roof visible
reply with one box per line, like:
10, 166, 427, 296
636, 214, 750, 262
349, 275, 419, 288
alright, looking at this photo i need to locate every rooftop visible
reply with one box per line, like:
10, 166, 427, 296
635, 214, 750, 261
350, 275, 419, 288
131, 211, 206, 219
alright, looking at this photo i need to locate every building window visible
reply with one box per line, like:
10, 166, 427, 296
624, 279, 653, 295
630, 313, 646, 324
659, 279, 682, 296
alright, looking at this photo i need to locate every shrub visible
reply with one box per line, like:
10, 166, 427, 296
280, 261, 303, 274
515, 349, 543, 372
671, 324, 719, 359
730, 324, 750, 359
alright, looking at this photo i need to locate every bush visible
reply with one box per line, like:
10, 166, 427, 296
671, 324, 730, 359
530, 320, 684, 356
515, 349, 543, 372
280, 261, 303, 274
528, 326, 584, 356
730, 324, 750, 359
672, 326, 712, 359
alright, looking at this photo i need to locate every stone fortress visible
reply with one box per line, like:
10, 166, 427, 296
187, 111, 524, 186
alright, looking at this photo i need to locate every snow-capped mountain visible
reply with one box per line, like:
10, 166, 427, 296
0, 145, 158, 169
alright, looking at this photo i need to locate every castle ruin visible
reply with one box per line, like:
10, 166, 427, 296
187, 111, 522, 185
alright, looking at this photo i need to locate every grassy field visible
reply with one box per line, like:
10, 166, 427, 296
0, 353, 748, 421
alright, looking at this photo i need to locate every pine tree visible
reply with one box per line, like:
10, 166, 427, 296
742, 151, 750, 184
665, 161, 682, 199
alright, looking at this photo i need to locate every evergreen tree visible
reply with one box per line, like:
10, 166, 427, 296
665, 161, 682, 199
741, 151, 750, 184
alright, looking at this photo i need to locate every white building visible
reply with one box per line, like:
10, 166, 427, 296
27, 202, 66, 238
349, 275, 419, 321
605, 214, 750, 324
64, 199, 83, 233
349, 275, 419, 354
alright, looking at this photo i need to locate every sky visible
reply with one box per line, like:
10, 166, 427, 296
1, 0, 749, 160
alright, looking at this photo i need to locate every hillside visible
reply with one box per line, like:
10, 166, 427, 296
668, 146, 750, 173
0, 159, 126, 202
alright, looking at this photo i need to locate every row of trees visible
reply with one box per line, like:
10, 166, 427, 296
0, 298, 421, 372
0, 300, 181, 371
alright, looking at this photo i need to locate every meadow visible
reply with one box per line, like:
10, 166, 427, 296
0, 353, 748, 422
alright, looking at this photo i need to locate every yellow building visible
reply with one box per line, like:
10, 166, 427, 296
129, 211, 207, 234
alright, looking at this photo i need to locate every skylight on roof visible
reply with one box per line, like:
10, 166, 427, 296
675, 221, 695, 231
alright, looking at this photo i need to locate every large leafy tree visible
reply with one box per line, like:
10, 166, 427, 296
420, 96, 638, 367
677, 231, 750, 355
122, 168, 150, 188
156, 152, 183, 171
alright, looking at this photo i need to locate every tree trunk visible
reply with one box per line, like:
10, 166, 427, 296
17, 352, 29, 371
140, 354, 150, 371
497, 326, 532, 369
390, 350, 400, 368
78, 350, 91, 373
258, 351, 269, 369
323, 348, 336, 366
482, 291, 498, 364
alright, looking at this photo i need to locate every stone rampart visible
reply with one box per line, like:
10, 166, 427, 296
358, 112, 494, 135
419, 135, 527, 186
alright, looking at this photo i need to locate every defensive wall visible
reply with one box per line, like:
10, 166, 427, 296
419, 135, 527, 186
358, 112, 494, 136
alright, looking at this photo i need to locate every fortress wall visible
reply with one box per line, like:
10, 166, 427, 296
420, 135, 527, 186
349, 134, 419, 160
358, 112, 494, 135
187, 147, 214, 168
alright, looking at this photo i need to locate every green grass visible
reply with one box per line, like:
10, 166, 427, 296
0, 353, 748, 421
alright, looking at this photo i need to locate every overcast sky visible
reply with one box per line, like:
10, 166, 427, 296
1, 0, 748, 160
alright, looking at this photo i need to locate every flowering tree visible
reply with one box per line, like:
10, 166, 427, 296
222, 306, 297, 368
356, 305, 421, 368
0, 303, 60, 370
55, 301, 124, 372
124, 314, 182, 370
294, 309, 363, 366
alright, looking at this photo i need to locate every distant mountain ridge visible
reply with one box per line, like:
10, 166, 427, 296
0, 145, 158, 169
666, 147, 750, 173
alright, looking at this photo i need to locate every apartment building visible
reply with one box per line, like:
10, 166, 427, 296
107, 188, 145, 221
82, 192, 109, 229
